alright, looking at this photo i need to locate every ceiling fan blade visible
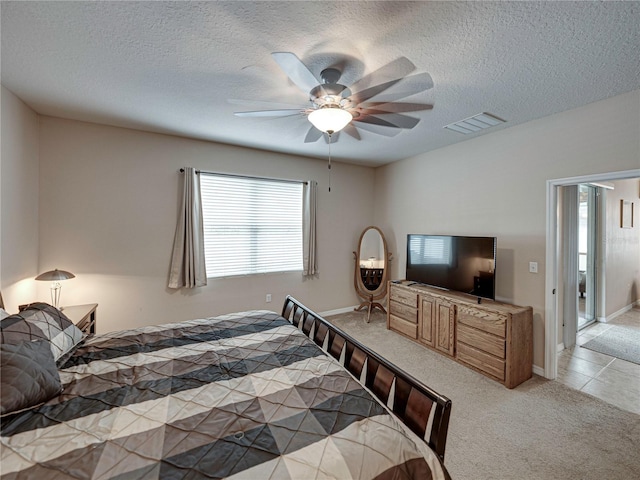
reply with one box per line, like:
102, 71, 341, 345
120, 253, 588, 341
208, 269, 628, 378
353, 122, 403, 137
352, 72, 434, 104
234, 109, 303, 117
228, 98, 307, 109
358, 112, 421, 129
304, 126, 323, 143
350, 77, 407, 105
349, 57, 416, 96
354, 115, 402, 129
271, 52, 320, 94
367, 73, 434, 103
343, 124, 361, 141
361, 102, 433, 113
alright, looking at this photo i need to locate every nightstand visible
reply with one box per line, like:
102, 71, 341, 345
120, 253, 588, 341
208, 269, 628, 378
63, 304, 98, 335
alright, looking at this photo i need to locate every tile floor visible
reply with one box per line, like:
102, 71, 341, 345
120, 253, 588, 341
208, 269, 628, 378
556, 306, 640, 415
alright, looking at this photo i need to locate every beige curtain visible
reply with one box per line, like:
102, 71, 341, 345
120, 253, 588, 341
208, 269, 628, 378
303, 180, 318, 276
168, 167, 207, 288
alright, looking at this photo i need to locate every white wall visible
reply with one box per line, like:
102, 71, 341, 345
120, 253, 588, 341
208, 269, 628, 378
4, 84, 638, 367
0, 86, 40, 311
38, 116, 376, 332
374, 89, 640, 370
605, 178, 640, 317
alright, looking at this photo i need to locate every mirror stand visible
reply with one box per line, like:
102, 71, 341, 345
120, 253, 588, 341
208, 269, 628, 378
353, 226, 392, 323
353, 252, 391, 321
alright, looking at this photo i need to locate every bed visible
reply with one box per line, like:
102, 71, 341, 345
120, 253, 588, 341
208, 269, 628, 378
1, 295, 451, 479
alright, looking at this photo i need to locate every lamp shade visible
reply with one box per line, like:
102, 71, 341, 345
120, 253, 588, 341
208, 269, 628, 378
308, 106, 352, 133
35, 269, 75, 281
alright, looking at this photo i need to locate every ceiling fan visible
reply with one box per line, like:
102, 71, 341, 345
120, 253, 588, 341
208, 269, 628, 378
232, 52, 434, 143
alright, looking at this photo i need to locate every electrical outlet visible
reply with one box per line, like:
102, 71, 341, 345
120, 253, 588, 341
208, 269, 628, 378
266, 294, 272, 303
529, 262, 538, 273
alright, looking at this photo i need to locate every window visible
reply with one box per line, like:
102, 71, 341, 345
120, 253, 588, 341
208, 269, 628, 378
200, 174, 303, 278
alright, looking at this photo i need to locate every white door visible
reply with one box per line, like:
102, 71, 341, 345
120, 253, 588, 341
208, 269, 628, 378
578, 184, 598, 329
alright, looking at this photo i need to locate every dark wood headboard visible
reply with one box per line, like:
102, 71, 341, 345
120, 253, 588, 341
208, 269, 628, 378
0, 291, 5, 310
281, 295, 452, 463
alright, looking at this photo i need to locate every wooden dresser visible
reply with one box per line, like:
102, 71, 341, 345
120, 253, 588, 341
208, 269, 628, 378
388, 281, 533, 388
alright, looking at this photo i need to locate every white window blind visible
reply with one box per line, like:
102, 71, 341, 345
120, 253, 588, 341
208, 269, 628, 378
200, 174, 303, 278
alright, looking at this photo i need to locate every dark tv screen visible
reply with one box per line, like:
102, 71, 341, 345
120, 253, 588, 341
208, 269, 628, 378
406, 234, 497, 300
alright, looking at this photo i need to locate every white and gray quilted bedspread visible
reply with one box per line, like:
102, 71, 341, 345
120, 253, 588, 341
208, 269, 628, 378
1, 310, 449, 479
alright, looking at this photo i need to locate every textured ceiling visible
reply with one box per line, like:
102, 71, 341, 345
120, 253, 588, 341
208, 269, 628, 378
2, 1, 640, 166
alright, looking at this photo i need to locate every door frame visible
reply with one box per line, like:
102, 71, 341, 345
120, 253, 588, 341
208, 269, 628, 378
544, 168, 640, 379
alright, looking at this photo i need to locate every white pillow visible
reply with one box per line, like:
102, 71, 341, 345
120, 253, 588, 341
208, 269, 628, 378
0, 308, 9, 320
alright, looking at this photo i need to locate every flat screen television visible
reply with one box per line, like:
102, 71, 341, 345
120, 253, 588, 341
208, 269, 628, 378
406, 234, 497, 300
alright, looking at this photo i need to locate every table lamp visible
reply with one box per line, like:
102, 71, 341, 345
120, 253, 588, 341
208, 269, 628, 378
35, 269, 75, 309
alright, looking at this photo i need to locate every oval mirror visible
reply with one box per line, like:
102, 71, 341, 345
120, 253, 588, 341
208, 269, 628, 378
353, 226, 391, 322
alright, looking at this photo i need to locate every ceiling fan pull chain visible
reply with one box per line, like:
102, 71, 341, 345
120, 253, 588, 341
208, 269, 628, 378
327, 132, 332, 192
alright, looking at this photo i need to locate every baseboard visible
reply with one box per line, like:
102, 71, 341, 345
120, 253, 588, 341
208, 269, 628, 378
320, 305, 359, 317
557, 342, 565, 353
604, 302, 639, 323
532, 365, 545, 377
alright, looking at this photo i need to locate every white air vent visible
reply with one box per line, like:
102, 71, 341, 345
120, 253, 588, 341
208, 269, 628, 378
444, 112, 505, 134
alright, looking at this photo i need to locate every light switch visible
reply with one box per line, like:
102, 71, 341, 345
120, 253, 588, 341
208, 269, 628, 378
529, 262, 538, 273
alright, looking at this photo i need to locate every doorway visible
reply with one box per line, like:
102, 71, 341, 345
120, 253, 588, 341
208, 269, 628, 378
544, 168, 640, 380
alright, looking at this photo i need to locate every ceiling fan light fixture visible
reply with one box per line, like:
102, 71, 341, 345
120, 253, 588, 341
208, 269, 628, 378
308, 106, 352, 134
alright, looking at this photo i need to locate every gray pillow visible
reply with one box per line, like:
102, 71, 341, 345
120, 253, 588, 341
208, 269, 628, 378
0, 303, 83, 362
0, 340, 62, 415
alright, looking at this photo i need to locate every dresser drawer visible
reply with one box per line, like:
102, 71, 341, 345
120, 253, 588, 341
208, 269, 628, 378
389, 314, 418, 339
457, 342, 506, 381
389, 300, 417, 323
458, 305, 507, 338
390, 285, 417, 307
457, 323, 505, 359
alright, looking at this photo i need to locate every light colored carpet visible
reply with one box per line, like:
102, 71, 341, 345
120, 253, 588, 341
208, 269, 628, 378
582, 325, 640, 365
326, 310, 640, 480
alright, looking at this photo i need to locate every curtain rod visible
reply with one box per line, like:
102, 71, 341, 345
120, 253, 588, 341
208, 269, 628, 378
179, 168, 307, 185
